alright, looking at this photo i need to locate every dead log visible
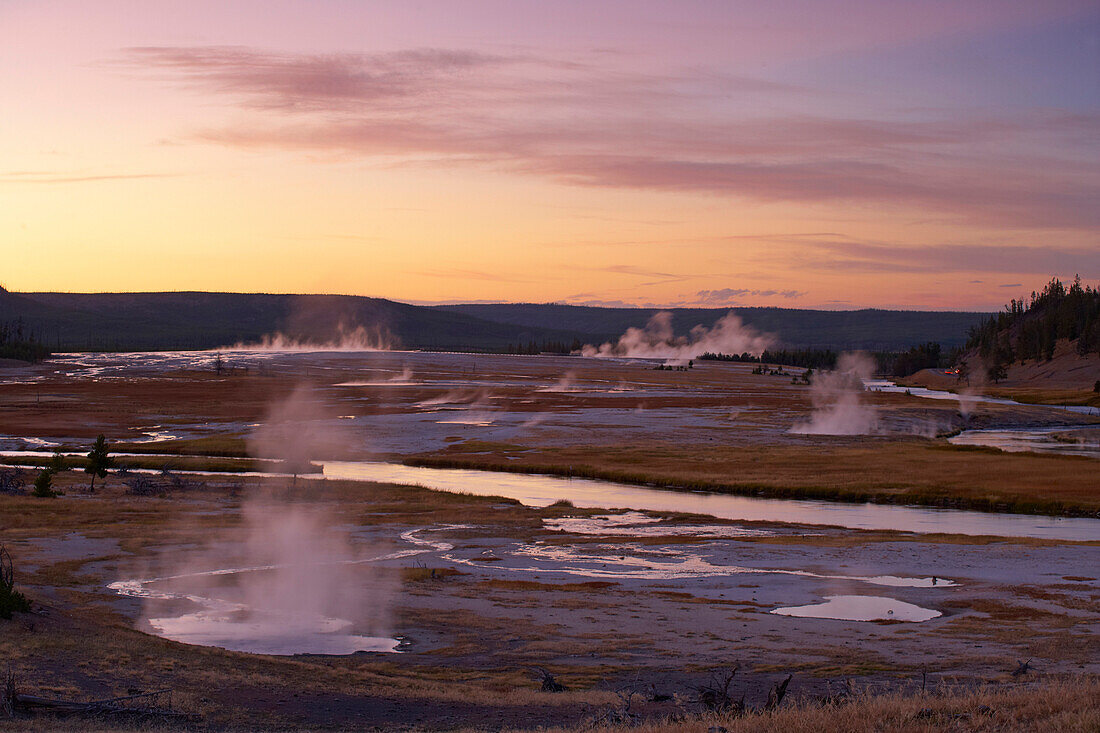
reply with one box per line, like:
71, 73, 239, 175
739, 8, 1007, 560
12, 687, 198, 722
765, 674, 792, 711
647, 684, 672, 702
2, 668, 14, 718
530, 667, 566, 692
693, 667, 744, 714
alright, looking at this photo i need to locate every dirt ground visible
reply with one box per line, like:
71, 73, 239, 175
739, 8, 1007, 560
2, 470, 1099, 730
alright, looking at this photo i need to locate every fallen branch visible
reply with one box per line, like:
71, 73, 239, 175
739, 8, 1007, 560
765, 674, 792, 711
530, 666, 566, 693
11, 687, 199, 722
693, 667, 744, 714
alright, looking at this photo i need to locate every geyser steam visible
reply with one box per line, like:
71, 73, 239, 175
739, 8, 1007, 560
791, 352, 879, 435
235, 322, 395, 352
581, 311, 773, 360
125, 384, 395, 655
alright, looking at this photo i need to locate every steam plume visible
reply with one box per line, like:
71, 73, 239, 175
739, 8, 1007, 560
233, 322, 395, 351
126, 384, 395, 655
791, 352, 879, 435
581, 311, 773, 360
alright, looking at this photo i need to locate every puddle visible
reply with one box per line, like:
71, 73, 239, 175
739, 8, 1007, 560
129, 427, 183, 443
106, 538, 445, 656
435, 417, 496, 426
424, 532, 955, 588
148, 607, 398, 655
771, 594, 941, 622
0, 436, 60, 450
544, 513, 773, 538
111, 576, 398, 655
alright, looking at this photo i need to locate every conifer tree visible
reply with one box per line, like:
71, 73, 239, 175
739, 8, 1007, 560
85, 435, 112, 493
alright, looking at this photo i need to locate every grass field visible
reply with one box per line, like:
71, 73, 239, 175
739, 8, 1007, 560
407, 438, 1100, 516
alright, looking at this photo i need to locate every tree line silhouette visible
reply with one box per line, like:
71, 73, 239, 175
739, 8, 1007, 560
701, 345, 954, 376
699, 349, 839, 369
966, 276, 1100, 366
0, 319, 51, 362
503, 338, 586, 355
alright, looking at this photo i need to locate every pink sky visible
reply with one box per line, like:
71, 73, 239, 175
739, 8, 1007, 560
1, 0, 1097, 310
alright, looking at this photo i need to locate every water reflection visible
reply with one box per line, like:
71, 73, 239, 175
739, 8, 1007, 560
771, 594, 941, 622
322, 462, 1100, 541
865, 379, 1100, 417
950, 426, 1100, 458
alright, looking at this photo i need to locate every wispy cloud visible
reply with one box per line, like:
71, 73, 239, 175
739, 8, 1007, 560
561, 298, 644, 308
595, 264, 682, 279
0, 170, 178, 184
695, 288, 805, 305
416, 267, 536, 283
797, 241, 1099, 276
117, 45, 1100, 231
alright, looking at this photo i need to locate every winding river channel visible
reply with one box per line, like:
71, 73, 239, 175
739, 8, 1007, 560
6, 449, 1093, 541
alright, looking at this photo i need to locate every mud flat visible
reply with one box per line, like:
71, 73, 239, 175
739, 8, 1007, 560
1, 350, 1097, 729
1, 467, 1098, 729
2, 350, 1097, 515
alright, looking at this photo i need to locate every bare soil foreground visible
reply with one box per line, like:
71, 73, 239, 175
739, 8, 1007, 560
1, 351, 1098, 730
3, 472, 1099, 731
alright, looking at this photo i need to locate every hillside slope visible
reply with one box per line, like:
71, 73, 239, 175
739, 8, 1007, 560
435, 303, 988, 350
2, 291, 991, 353
908, 341, 1100, 391
1, 292, 584, 351
903, 278, 1100, 400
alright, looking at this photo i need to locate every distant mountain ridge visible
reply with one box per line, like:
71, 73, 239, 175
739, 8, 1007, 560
434, 303, 989, 351
0, 291, 990, 352
0, 291, 578, 352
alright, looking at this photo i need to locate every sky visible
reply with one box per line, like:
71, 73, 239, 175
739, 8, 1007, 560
1, 0, 1098, 311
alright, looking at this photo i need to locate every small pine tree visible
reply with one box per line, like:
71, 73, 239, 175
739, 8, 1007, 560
47, 451, 66, 475
85, 435, 112, 493
31, 468, 55, 498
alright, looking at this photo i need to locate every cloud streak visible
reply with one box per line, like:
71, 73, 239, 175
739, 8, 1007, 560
799, 241, 1100, 277
118, 45, 1100, 231
695, 288, 804, 305
0, 170, 178, 184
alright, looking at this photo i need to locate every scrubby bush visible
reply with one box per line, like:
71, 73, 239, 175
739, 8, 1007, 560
0, 467, 25, 494
0, 545, 31, 619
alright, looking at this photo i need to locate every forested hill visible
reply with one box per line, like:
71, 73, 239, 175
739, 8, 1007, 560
0, 289, 990, 353
0, 291, 579, 352
436, 304, 989, 351
966, 277, 1100, 368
